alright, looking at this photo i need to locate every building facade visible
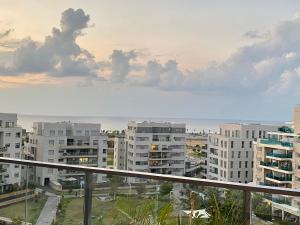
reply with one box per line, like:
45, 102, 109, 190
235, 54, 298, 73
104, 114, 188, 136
25, 122, 107, 186
207, 123, 279, 183
0, 113, 22, 192
253, 106, 300, 220
126, 121, 186, 182
113, 136, 126, 170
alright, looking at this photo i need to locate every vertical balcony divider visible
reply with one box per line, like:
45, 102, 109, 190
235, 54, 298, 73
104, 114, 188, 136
83, 172, 93, 225
243, 190, 251, 225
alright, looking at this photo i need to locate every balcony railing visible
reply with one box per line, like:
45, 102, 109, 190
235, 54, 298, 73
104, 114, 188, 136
266, 152, 293, 158
1, 157, 300, 225
260, 139, 294, 147
266, 173, 292, 181
260, 161, 293, 172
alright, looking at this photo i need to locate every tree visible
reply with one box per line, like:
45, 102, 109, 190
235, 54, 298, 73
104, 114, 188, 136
135, 183, 146, 196
159, 182, 173, 196
109, 176, 123, 199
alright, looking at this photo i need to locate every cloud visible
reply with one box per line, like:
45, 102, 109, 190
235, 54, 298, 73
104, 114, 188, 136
0, 8, 100, 78
243, 30, 267, 39
109, 50, 137, 83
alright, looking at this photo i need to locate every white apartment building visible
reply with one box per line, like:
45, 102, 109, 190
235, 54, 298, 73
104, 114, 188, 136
0, 113, 22, 193
253, 106, 300, 220
126, 121, 186, 182
25, 122, 107, 186
207, 123, 279, 183
113, 136, 126, 170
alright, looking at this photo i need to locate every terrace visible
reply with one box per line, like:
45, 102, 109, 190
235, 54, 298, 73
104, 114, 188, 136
1, 157, 300, 225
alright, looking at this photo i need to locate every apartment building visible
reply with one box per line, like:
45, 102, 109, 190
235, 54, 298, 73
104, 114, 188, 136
113, 136, 126, 170
253, 106, 300, 220
0, 113, 22, 193
126, 121, 186, 182
25, 122, 107, 186
186, 133, 208, 178
207, 123, 279, 183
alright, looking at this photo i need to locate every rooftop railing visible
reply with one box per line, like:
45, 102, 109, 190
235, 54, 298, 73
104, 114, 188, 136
1, 157, 300, 225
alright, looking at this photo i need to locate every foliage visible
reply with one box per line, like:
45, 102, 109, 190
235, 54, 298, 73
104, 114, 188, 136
252, 194, 272, 221
159, 182, 173, 196
11, 217, 22, 225
135, 183, 147, 196
109, 176, 123, 196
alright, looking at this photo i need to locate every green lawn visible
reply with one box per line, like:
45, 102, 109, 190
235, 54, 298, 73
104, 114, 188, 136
0, 197, 47, 224
55, 195, 186, 225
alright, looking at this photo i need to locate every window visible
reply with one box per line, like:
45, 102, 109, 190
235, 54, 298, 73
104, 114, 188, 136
251, 161, 254, 168
48, 168, 53, 173
48, 159, 54, 162
15, 164, 19, 168
50, 130, 55, 136
252, 130, 255, 139
220, 170, 223, 177
14, 173, 19, 178
245, 171, 248, 178
224, 161, 227, 168
15, 153, 20, 158
249, 141, 252, 148
239, 161, 242, 168
224, 171, 226, 178
224, 151, 227, 158
246, 130, 249, 139
231, 151, 234, 158
241, 141, 244, 148
49, 140, 55, 145
238, 151, 241, 158
5, 143, 10, 148
230, 161, 234, 168
15, 132, 20, 138
85, 130, 90, 136
245, 161, 248, 168
58, 130, 64, 136
76, 130, 82, 135
93, 140, 98, 145
15, 143, 20, 149
246, 151, 249, 158
224, 141, 227, 148
231, 141, 234, 148
5, 133, 11, 137
103, 149, 107, 154
48, 150, 54, 155
59, 140, 65, 145
102, 158, 106, 162
259, 130, 262, 138
238, 171, 241, 178
230, 171, 233, 178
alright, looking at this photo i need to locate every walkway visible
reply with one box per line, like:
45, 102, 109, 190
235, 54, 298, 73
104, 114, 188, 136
36, 192, 60, 225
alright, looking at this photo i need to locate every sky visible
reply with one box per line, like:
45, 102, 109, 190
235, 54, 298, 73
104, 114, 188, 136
1, 0, 300, 121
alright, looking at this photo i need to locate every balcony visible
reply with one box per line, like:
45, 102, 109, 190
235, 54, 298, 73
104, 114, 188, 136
260, 161, 293, 173
266, 151, 292, 159
1, 157, 300, 225
266, 173, 292, 183
260, 139, 294, 148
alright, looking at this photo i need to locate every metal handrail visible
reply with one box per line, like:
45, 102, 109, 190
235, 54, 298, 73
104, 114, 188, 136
1, 157, 300, 197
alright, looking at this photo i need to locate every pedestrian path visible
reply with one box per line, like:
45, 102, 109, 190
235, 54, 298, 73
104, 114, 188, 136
36, 192, 59, 225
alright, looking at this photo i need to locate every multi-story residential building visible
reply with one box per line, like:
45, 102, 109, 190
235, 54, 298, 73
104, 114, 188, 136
0, 113, 22, 193
126, 121, 186, 182
113, 136, 126, 170
207, 123, 279, 183
25, 122, 107, 186
185, 133, 208, 178
253, 106, 300, 220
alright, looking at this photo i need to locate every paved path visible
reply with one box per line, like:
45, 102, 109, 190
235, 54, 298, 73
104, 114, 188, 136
36, 192, 59, 225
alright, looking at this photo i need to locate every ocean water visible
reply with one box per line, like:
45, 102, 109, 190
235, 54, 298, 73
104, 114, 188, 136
18, 114, 284, 133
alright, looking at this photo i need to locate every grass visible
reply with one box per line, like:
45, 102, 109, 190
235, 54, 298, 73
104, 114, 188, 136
55, 195, 185, 225
0, 196, 47, 224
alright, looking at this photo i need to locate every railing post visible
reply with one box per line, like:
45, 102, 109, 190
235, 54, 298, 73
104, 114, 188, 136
84, 172, 93, 225
243, 190, 251, 225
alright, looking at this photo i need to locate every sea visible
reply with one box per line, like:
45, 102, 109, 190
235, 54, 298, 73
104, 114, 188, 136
18, 114, 285, 133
